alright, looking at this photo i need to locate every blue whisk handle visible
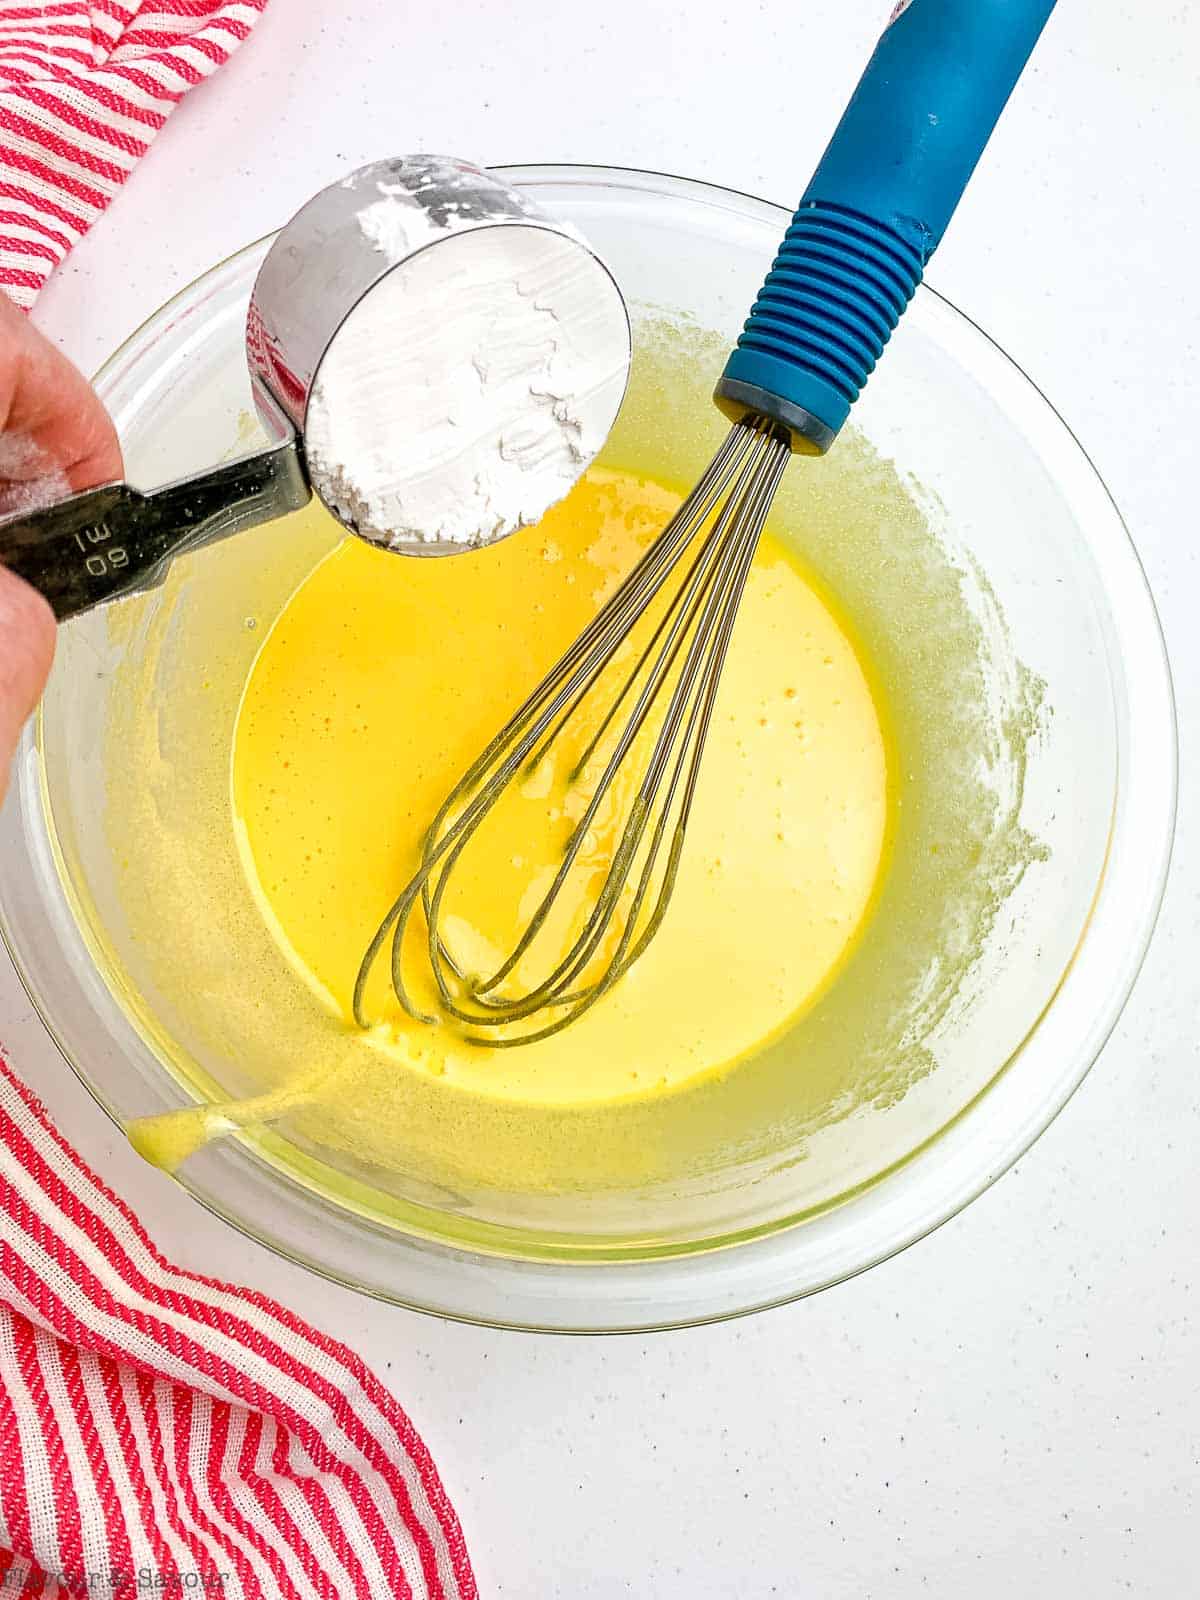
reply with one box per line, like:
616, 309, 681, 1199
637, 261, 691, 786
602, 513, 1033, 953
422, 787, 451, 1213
716, 0, 1057, 452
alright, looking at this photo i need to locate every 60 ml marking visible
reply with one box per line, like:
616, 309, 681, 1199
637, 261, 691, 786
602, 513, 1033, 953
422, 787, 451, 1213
75, 522, 130, 578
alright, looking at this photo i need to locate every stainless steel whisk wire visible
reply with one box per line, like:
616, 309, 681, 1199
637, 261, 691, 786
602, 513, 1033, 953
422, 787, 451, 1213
351, 0, 1057, 1046
353, 417, 791, 1045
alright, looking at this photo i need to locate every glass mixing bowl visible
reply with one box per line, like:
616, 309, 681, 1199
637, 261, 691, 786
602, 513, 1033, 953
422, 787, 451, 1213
0, 167, 1175, 1331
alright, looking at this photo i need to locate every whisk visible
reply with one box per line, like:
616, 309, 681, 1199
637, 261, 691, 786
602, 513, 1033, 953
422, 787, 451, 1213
355, 0, 1056, 1045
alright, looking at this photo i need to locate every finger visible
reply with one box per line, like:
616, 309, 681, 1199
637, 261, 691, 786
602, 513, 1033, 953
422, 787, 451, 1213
0, 564, 56, 804
0, 293, 123, 492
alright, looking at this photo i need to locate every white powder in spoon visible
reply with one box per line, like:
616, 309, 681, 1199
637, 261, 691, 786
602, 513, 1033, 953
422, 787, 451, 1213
303, 223, 630, 555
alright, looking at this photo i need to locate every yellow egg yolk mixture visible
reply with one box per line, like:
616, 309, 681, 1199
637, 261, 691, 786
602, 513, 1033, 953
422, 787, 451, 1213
227, 467, 890, 1110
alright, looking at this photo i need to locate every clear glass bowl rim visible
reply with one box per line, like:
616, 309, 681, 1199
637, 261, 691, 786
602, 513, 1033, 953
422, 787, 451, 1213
0, 163, 1178, 1332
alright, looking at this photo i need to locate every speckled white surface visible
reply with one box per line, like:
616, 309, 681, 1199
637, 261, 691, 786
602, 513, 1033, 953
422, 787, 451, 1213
5, 1, 1198, 1593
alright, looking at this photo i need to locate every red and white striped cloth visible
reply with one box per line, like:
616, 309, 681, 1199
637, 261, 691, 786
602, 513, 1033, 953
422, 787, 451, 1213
0, 1056, 477, 1600
0, 0, 270, 309
0, 6, 477, 1597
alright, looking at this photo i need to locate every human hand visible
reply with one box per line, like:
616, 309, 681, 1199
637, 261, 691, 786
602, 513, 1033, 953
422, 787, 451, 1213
0, 295, 122, 806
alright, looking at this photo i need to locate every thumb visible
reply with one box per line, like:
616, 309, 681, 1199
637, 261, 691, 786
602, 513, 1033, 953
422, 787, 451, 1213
0, 565, 55, 805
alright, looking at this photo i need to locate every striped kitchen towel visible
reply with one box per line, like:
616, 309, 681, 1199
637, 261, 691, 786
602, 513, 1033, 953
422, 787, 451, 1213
0, 6, 478, 1597
0, 0, 269, 310
0, 1055, 476, 1599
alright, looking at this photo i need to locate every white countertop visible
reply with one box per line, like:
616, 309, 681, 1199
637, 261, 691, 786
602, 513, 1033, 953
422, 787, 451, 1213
6, 0, 1198, 1592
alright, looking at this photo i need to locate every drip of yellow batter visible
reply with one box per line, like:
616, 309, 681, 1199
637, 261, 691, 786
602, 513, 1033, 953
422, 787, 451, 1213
214, 466, 889, 1114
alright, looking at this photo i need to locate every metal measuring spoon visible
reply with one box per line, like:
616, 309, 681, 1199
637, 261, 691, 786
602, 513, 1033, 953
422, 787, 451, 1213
0, 156, 632, 620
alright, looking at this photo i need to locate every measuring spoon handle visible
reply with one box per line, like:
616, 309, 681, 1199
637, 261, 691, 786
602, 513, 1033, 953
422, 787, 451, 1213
0, 436, 310, 622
